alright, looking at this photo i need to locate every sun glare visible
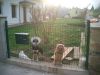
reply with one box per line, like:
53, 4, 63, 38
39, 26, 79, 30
43, 0, 91, 8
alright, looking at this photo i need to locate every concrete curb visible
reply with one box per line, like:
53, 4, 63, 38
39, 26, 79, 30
5, 57, 88, 75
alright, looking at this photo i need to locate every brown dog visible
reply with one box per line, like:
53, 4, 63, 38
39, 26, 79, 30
53, 44, 65, 65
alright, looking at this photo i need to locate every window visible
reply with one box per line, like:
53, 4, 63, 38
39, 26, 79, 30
11, 5, 16, 18
0, 2, 2, 14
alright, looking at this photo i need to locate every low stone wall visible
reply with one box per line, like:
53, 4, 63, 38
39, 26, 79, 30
5, 57, 88, 75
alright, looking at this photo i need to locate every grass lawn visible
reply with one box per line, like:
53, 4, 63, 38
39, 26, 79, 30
8, 18, 84, 58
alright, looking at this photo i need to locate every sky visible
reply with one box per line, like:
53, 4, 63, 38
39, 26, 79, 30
43, 0, 100, 9
91, 0, 100, 8
43, 0, 91, 8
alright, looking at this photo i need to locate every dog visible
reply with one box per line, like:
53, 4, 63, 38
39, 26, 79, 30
32, 45, 43, 61
53, 44, 65, 65
31, 38, 43, 61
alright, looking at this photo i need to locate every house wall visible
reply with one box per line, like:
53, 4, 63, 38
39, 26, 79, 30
1, 0, 32, 25
26, 7, 32, 23
69, 8, 81, 18
2, 0, 20, 25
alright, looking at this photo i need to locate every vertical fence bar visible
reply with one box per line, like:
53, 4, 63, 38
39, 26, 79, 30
85, 20, 90, 69
5, 20, 10, 58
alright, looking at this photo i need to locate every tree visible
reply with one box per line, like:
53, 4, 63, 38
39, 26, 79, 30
93, 6, 100, 17
91, 6, 94, 11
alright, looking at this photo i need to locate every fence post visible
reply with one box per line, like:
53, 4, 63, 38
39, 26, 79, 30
0, 16, 8, 60
85, 20, 90, 69
5, 20, 10, 58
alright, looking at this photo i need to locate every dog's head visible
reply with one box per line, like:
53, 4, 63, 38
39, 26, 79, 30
55, 44, 65, 52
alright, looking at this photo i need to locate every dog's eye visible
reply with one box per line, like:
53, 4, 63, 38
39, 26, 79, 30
33, 39, 38, 42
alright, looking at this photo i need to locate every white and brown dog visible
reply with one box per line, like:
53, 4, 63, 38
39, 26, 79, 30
31, 37, 43, 61
53, 44, 65, 65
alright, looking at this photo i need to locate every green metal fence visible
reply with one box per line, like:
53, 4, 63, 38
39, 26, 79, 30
7, 18, 87, 68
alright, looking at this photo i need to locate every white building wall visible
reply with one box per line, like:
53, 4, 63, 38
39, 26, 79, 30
2, 0, 20, 25
26, 7, 32, 22
2, 0, 32, 25
20, 5, 24, 23
19, 4, 32, 23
